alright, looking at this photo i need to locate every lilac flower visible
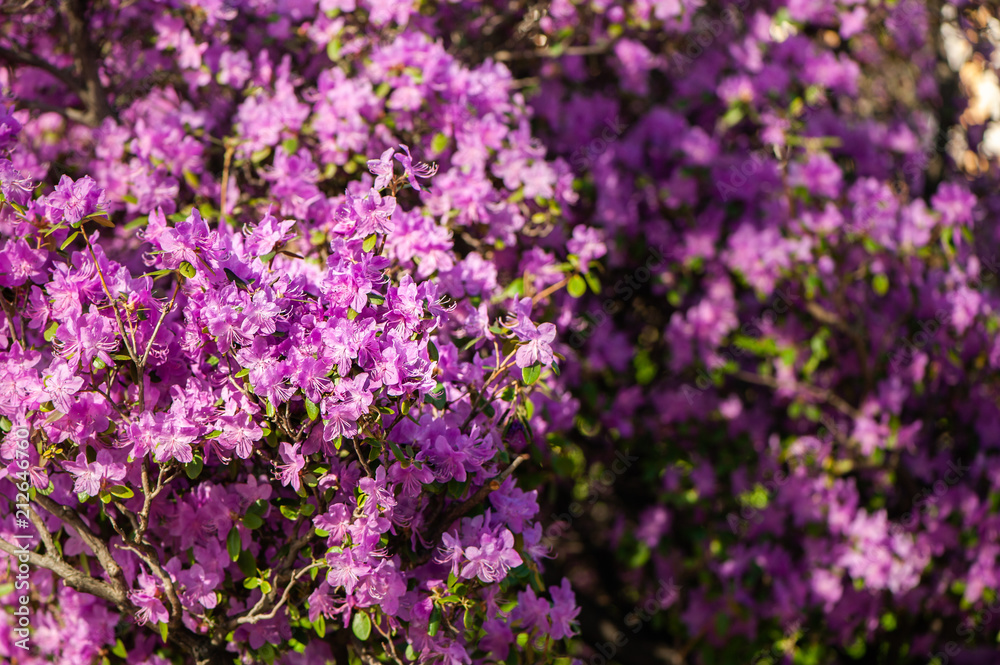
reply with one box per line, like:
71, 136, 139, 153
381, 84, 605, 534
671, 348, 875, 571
0, 159, 32, 206
129, 572, 169, 626
435, 530, 465, 578
548, 578, 580, 640
43, 175, 107, 224
62, 450, 126, 497
325, 547, 371, 594
178, 564, 221, 609
393, 144, 438, 192
460, 529, 522, 583
43, 361, 85, 413
367, 147, 395, 190
274, 442, 306, 492
514, 322, 556, 369
245, 207, 296, 256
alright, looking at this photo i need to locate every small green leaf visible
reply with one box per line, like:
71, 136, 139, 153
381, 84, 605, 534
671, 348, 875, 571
227, 527, 241, 561
260, 579, 273, 594
280, 505, 300, 520
873, 273, 889, 296
112, 639, 128, 658
567, 274, 587, 298
431, 133, 448, 154
44, 321, 59, 342
522, 364, 542, 385
428, 606, 441, 636
108, 485, 134, 499
179, 261, 197, 278
185, 456, 204, 480
427, 341, 439, 362
243, 577, 260, 589
314, 614, 326, 638
60, 231, 80, 251
362, 234, 377, 252
157, 621, 169, 642
235, 368, 250, 378
352, 610, 372, 641
243, 513, 264, 530
304, 398, 320, 421
326, 38, 341, 61
99, 490, 112, 504
237, 550, 256, 578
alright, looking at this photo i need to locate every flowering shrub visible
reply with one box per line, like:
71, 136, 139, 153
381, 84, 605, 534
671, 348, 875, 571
0, 2, 585, 664
3, 1, 1000, 665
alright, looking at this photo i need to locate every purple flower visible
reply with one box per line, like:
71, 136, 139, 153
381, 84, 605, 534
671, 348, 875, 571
367, 147, 395, 190
62, 450, 126, 497
393, 144, 438, 192
515, 322, 557, 369
548, 578, 580, 640
43, 361, 85, 413
274, 442, 306, 491
0, 159, 32, 206
461, 529, 522, 583
44, 175, 107, 225
129, 572, 169, 626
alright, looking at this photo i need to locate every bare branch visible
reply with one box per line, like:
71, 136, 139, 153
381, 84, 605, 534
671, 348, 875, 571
0, 536, 125, 605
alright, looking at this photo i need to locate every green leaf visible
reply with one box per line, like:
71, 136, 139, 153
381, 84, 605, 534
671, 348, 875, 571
237, 550, 256, 578
352, 610, 372, 641
304, 398, 320, 421
431, 132, 448, 154
362, 234, 377, 252
60, 231, 80, 251
234, 368, 250, 378
44, 321, 59, 342
185, 456, 204, 480
260, 579, 273, 594
280, 505, 300, 520
314, 614, 326, 638
873, 273, 889, 296
243, 577, 260, 589
157, 621, 169, 642
108, 485, 134, 499
427, 340, 439, 362
326, 38, 341, 61
243, 512, 264, 530
99, 490, 113, 504
112, 639, 128, 658
227, 527, 241, 561
428, 606, 441, 637
522, 364, 542, 385
567, 274, 587, 298
584, 270, 601, 294
179, 261, 197, 278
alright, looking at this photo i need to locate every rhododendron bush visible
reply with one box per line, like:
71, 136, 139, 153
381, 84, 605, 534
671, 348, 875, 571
1, 0, 999, 664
